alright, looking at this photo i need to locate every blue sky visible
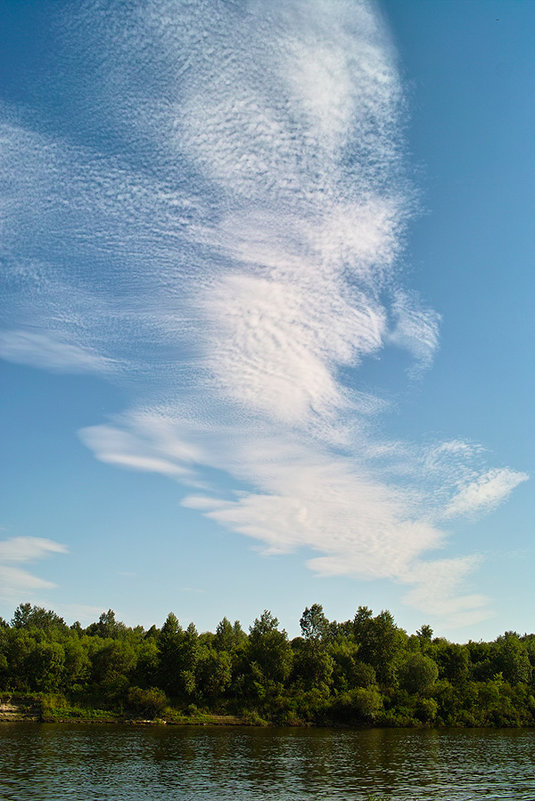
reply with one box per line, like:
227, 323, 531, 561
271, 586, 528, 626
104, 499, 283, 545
1, 0, 533, 641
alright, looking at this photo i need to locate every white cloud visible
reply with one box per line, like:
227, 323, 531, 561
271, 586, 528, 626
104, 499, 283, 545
0, 537, 68, 604
79, 424, 188, 477
0, 566, 57, 593
444, 468, 529, 519
388, 290, 441, 374
0, 0, 528, 628
202, 273, 385, 429
0, 329, 115, 374
0, 537, 68, 563
402, 556, 492, 628
79, 416, 203, 482
48, 603, 106, 626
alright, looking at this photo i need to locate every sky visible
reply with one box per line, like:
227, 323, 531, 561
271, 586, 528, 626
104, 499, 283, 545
0, 0, 533, 641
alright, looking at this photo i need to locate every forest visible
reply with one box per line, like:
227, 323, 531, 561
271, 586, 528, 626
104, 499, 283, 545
1, 602, 535, 727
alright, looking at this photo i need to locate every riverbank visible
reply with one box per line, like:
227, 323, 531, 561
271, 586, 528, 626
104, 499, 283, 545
3, 692, 535, 729
0, 694, 273, 726
3, 694, 535, 730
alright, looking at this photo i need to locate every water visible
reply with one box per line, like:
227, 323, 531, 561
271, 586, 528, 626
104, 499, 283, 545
1, 723, 534, 800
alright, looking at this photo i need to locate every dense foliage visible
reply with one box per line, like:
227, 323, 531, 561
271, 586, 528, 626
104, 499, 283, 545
2, 602, 535, 727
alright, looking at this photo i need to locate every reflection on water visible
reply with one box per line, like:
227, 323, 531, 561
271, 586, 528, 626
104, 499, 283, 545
1, 723, 534, 800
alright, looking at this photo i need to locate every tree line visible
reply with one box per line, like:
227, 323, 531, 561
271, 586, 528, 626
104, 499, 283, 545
1, 602, 535, 726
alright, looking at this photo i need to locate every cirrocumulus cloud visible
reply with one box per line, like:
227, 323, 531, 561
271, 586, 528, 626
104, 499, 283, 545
0, 0, 527, 627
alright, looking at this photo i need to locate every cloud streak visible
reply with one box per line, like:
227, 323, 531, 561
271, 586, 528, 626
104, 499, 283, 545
444, 468, 529, 520
0, 0, 527, 626
0, 330, 116, 374
0, 537, 68, 604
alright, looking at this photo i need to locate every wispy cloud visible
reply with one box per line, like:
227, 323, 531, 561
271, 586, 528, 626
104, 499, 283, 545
0, 0, 527, 626
79, 424, 193, 478
0, 537, 68, 605
0, 330, 116, 374
401, 555, 490, 627
388, 290, 441, 376
444, 468, 529, 520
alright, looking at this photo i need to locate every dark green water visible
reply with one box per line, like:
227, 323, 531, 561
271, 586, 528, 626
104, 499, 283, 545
1, 723, 534, 800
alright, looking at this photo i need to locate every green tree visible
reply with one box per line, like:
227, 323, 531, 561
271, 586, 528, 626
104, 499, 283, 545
196, 647, 232, 702
86, 610, 126, 639
400, 653, 439, 695
91, 640, 136, 684
4, 628, 37, 690
63, 639, 91, 690
157, 613, 183, 697
156, 614, 199, 701
132, 639, 159, 689
330, 639, 377, 691
417, 624, 434, 641
468, 640, 495, 681
180, 622, 199, 697
435, 641, 470, 684
127, 686, 167, 719
213, 618, 246, 652
26, 642, 65, 692
332, 686, 383, 724
494, 633, 532, 685
352, 607, 406, 685
291, 638, 333, 692
300, 604, 329, 641
248, 611, 293, 685
12, 604, 66, 634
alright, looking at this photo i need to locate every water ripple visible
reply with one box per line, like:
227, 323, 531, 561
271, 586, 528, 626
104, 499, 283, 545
1, 724, 534, 800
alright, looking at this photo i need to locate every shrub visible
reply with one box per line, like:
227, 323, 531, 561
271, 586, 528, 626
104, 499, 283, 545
126, 686, 167, 719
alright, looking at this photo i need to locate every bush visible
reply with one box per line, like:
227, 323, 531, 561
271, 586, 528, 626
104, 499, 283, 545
126, 686, 167, 719
415, 697, 438, 723
331, 687, 383, 724
400, 654, 438, 695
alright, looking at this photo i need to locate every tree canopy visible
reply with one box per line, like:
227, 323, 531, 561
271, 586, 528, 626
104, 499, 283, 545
2, 602, 535, 728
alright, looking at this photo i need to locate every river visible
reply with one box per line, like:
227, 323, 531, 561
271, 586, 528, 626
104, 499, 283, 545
1, 723, 534, 800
